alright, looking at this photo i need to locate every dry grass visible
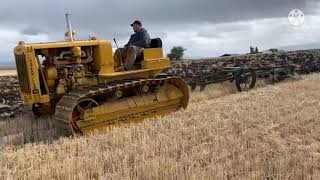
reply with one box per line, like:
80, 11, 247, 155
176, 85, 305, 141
0, 70, 17, 77
0, 115, 60, 147
1, 75, 320, 179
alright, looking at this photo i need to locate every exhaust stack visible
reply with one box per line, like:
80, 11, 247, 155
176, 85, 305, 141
65, 13, 74, 42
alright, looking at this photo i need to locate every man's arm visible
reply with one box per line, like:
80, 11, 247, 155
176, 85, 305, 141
131, 30, 151, 48
124, 35, 134, 48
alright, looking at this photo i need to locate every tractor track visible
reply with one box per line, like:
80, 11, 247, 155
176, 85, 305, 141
54, 75, 187, 135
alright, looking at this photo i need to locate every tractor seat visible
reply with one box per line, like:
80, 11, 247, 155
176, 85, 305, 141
135, 38, 163, 63
148, 38, 162, 48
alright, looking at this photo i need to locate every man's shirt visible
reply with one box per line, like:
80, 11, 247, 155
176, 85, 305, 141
126, 28, 151, 48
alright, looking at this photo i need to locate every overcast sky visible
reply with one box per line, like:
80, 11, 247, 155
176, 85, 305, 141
0, 0, 319, 65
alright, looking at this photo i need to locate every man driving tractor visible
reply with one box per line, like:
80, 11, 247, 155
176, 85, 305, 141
114, 20, 151, 71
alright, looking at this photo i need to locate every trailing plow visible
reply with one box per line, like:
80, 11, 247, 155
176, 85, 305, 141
169, 49, 320, 91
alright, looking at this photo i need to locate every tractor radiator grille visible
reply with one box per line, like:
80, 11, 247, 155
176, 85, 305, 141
15, 54, 31, 93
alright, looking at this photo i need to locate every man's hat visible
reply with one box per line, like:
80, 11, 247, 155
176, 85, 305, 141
130, 20, 142, 27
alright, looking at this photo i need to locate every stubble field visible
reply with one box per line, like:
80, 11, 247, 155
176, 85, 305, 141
0, 74, 319, 179
0, 70, 16, 77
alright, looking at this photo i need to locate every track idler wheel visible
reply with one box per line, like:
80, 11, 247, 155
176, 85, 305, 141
170, 77, 189, 109
69, 98, 99, 134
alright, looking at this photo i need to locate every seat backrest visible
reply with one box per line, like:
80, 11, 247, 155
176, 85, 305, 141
150, 38, 162, 48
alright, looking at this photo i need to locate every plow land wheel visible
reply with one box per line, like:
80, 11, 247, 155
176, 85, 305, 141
189, 83, 197, 91
235, 69, 257, 92
200, 84, 206, 92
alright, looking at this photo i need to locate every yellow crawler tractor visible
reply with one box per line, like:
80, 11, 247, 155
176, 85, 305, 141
13, 15, 189, 134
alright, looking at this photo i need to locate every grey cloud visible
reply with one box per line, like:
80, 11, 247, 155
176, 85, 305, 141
0, 0, 317, 64
197, 31, 223, 39
278, 42, 320, 51
0, 0, 310, 41
197, 22, 254, 38
22, 27, 45, 36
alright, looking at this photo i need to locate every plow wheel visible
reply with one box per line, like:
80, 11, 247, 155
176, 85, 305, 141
189, 83, 197, 91
70, 98, 99, 134
235, 69, 256, 92
200, 84, 206, 92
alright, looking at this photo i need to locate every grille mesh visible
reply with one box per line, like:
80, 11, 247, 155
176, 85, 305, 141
15, 54, 31, 93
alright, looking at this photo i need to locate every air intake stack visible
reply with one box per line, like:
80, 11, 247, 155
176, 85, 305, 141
65, 13, 74, 41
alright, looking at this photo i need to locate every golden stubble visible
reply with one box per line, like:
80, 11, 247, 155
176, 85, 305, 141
1, 75, 320, 179
0, 70, 17, 77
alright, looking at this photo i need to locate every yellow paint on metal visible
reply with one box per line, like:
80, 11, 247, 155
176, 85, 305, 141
28, 40, 102, 49
46, 80, 55, 88
77, 99, 182, 131
99, 68, 164, 81
82, 104, 180, 134
74, 83, 184, 133
144, 48, 164, 60
14, 44, 51, 104
93, 41, 114, 73
44, 67, 58, 80
56, 84, 66, 95
14, 36, 189, 135
71, 46, 81, 57
142, 58, 171, 69
20, 93, 50, 104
